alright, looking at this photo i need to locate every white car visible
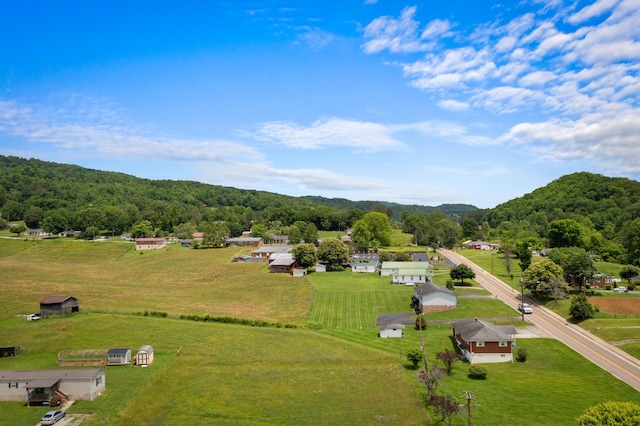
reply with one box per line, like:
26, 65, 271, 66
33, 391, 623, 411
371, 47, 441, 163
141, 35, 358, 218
518, 303, 533, 314
27, 313, 41, 321
614, 286, 629, 293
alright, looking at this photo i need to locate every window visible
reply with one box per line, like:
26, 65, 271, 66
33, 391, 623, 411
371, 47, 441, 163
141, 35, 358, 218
8, 382, 19, 389
499, 341, 508, 347
476, 341, 484, 347
95, 376, 102, 387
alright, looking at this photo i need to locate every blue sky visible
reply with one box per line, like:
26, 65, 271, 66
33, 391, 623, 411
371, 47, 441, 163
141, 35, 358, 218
1, 0, 639, 209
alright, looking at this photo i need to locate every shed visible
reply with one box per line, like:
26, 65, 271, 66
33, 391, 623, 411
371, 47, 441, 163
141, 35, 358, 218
107, 348, 131, 366
292, 268, 307, 277
379, 323, 405, 338
0, 347, 21, 358
135, 345, 154, 366
40, 296, 79, 317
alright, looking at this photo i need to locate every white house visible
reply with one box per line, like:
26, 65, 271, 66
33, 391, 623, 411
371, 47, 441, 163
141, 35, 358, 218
413, 282, 457, 313
351, 262, 378, 273
380, 262, 433, 284
0, 369, 105, 403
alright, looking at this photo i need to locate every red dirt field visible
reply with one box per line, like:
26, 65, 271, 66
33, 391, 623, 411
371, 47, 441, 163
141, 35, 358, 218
588, 297, 640, 314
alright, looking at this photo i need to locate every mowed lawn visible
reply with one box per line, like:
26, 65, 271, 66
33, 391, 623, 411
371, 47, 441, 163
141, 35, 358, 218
2, 239, 640, 425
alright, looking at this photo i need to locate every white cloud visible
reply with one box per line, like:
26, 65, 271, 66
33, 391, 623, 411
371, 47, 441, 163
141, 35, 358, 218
438, 99, 470, 111
362, 1, 640, 176
420, 19, 453, 40
295, 26, 335, 50
362, 6, 433, 54
0, 97, 263, 163
249, 117, 408, 152
501, 110, 640, 173
519, 70, 557, 87
567, 0, 620, 24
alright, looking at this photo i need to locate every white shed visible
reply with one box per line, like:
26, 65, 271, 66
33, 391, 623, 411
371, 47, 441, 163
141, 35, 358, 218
135, 345, 154, 366
379, 323, 405, 338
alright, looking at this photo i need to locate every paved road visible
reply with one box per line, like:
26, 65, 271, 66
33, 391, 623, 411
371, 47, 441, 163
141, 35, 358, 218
441, 249, 640, 392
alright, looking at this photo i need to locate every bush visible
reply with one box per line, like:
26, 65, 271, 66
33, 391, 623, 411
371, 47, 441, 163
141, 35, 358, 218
468, 365, 488, 379
445, 279, 454, 290
406, 348, 424, 369
516, 348, 528, 362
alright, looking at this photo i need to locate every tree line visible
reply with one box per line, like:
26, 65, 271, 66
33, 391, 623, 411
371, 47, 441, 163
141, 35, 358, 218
0, 156, 465, 247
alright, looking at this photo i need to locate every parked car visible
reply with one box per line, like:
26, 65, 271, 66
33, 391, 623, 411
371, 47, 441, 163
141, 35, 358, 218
614, 286, 629, 293
40, 410, 65, 425
518, 303, 533, 314
27, 313, 41, 321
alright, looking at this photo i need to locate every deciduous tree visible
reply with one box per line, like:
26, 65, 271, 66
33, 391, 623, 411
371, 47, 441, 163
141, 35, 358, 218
317, 237, 349, 270
291, 243, 316, 269
9, 223, 26, 236
435, 348, 459, 375
450, 264, 475, 285
620, 265, 640, 284
569, 293, 595, 321
24, 206, 44, 229
548, 218, 583, 248
201, 221, 230, 247
302, 223, 318, 246
522, 258, 564, 295
351, 212, 392, 250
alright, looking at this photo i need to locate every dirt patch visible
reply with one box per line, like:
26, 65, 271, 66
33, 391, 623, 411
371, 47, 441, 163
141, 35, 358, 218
588, 297, 640, 314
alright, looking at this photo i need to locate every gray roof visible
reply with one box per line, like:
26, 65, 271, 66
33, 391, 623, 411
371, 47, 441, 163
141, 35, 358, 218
415, 282, 456, 297
0, 369, 103, 381
451, 319, 516, 342
376, 313, 415, 327
107, 348, 130, 355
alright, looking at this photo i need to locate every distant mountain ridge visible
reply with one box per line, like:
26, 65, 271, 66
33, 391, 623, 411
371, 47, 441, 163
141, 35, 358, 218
0, 155, 477, 221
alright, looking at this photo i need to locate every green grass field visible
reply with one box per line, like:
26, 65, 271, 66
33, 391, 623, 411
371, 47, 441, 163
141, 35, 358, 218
1, 239, 639, 425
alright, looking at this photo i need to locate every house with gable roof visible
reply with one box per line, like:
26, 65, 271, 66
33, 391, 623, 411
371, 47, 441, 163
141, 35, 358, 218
451, 318, 516, 364
412, 282, 457, 313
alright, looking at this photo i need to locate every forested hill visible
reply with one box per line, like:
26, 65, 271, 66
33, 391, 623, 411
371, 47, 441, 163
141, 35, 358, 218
300, 196, 477, 219
483, 172, 640, 236
0, 155, 475, 230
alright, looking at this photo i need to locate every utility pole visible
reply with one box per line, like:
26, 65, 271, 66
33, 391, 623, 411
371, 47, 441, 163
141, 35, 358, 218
520, 277, 525, 322
418, 313, 428, 372
463, 390, 476, 426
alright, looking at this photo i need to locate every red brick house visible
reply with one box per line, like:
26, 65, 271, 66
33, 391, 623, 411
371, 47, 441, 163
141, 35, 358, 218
451, 319, 516, 364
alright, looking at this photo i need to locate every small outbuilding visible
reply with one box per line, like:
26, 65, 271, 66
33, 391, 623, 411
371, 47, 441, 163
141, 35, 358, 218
107, 348, 131, 366
379, 323, 405, 338
0, 347, 21, 358
135, 345, 154, 366
40, 296, 79, 317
